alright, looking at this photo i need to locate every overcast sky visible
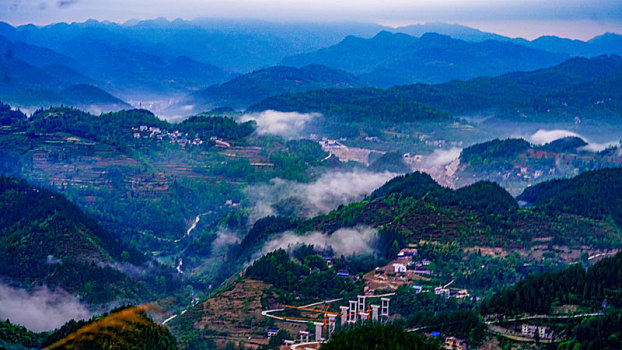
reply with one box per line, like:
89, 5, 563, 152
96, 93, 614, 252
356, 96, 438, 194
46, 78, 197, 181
2, 0, 622, 39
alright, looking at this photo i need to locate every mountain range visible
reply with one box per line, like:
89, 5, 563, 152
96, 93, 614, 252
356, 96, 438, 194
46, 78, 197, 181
0, 19, 621, 114
253, 55, 622, 121
281, 31, 569, 86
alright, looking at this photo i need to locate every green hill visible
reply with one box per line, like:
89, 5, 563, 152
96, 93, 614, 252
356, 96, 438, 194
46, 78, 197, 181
194, 64, 364, 109
45, 305, 177, 350
223, 171, 621, 287
0, 175, 179, 305
249, 87, 450, 122
253, 55, 622, 122
0, 305, 177, 350
482, 251, 622, 349
518, 168, 622, 226
60, 84, 130, 109
454, 137, 622, 195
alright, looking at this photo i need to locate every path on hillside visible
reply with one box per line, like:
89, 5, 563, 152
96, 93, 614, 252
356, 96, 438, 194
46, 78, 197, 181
261, 293, 395, 323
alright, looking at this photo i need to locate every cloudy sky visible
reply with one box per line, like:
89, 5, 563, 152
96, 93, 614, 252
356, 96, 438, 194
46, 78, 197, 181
2, 0, 622, 39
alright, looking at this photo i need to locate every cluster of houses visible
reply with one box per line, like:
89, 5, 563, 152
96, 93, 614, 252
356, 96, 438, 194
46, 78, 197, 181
132, 125, 204, 146
131, 125, 233, 148
433, 286, 470, 299
394, 250, 471, 300
393, 249, 430, 275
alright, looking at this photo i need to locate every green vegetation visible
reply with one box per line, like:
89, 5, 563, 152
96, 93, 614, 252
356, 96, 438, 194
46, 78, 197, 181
322, 325, 441, 350
368, 151, 411, 173
245, 249, 363, 303
249, 87, 450, 122
24, 107, 253, 151
0, 175, 181, 304
178, 114, 255, 140
456, 137, 622, 195
255, 55, 622, 121
0, 306, 177, 350
0, 319, 44, 349
540, 136, 588, 153
196, 64, 363, 108
0, 102, 27, 126
460, 138, 531, 169
391, 286, 486, 344
45, 305, 177, 350
482, 251, 622, 348
559, 309, 622, 350
518, 168, 622, 226
482, 251, 622, 315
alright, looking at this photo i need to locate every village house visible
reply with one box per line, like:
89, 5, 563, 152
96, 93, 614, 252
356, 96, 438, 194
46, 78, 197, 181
393, 263, 407, 273
266, 327, 279, 338
521, 324, 552, 339
444, 336, 468, 350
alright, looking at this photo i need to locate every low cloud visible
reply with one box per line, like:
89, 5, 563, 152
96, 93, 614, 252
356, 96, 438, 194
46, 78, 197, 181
579, 141, 620, 152
420, 147, 462, 168
530, 129, 620, 152
261, 226, 378, 257
239, 110, 319, 138
530, 129, 581, 145
211, 227, 242, 255
0, 284, 91, 332
246, 170, 397, 222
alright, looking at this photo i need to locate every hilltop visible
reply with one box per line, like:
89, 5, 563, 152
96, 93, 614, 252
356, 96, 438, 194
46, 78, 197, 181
0, 306, 177, 350
0, 175, 181, 305
454, 137, 622, 194
191, 65, 364, 110
518, 168, 622, 226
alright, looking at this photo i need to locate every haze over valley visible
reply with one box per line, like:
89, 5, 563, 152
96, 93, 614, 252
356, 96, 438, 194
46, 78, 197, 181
1, 2, 622, 349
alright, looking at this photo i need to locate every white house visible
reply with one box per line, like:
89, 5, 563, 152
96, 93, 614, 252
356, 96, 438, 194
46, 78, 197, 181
393, 263, 407, 273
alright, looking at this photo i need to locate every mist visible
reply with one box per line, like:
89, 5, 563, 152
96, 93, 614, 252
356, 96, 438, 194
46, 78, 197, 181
239, 110, 319, 138
530, 129, 620, 152
246, 170, 397, 222
530, 129, 581, 144
261, 226, 378, 257
420, 147, 462, 168
0, 284, 91, 332
407, 147, 462, 187
211, 227, 243, 255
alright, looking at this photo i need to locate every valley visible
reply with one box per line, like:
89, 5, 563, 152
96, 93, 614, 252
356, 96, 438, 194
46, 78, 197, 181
0, 14, 622, 350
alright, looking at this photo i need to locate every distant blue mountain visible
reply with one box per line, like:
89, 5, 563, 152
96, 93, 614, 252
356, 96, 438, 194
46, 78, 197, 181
527, 33, 622, 57
282, 31, 570, 86
1, 18, 620, 108
189, 64, 365, 110
0, 18, 383, 73
391, 22, 514, 42
0, 35, 130, 112
390, 22, 622, 58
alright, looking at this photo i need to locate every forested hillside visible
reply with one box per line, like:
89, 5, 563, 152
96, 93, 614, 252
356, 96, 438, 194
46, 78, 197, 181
249, 87, 450, 122
193, 65, 364, 109
0, 175, 181, 305
518, 168, 622, 226
253, 55, 622, 121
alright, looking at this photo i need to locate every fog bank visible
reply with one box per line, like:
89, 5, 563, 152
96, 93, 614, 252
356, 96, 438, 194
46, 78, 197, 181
261, 226, 378, 257
0, 284, 91, 332
246, 170, 397, 222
